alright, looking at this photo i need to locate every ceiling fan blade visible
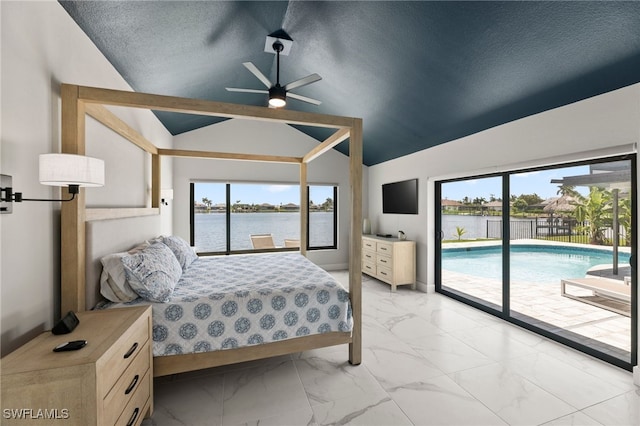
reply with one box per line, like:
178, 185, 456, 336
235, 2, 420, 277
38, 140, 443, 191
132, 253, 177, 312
287, 92, 322, 106
225, 87, 269, 94
284, 73, 322, 91
242, 62, 272, 89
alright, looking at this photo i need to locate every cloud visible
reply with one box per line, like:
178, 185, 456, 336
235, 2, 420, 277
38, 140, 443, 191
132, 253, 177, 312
267, 185, 293, 193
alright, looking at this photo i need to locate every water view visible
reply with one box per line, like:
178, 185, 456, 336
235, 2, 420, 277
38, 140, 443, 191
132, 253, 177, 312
194, 212, 335, 252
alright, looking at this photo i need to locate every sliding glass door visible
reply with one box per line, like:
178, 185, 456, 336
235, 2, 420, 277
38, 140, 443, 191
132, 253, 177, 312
436, 155, 636, 369
437, 175, 504, 313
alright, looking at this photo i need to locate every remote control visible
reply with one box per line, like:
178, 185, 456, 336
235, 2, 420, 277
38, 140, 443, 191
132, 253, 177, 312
53, 340, 87, 352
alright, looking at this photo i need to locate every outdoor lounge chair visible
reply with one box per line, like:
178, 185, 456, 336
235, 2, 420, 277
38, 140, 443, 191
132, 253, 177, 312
284, 239, 300, 248
561, 277, 631, 317
250, 234, 276, 249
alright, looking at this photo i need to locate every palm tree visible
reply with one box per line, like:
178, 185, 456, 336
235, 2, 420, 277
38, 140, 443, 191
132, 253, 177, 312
573, 187, 612, 245
202, 197, 212, 212
618, 196, 632, 246
455, 226, 466, 240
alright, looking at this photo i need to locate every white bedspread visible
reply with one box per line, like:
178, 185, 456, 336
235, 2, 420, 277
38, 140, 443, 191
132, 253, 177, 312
104, 253, 352, 357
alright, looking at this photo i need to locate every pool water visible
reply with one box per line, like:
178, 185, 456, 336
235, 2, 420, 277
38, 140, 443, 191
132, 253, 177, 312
442, 245, 630, 284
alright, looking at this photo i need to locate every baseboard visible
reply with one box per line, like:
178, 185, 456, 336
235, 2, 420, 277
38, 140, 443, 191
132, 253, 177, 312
634, 366, 640, 386
415, 281, 432, 293
321, 263, 349, 271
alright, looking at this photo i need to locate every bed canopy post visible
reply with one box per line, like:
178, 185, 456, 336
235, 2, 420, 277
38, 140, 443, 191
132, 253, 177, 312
151, 154, 161, 208
60, 84, 87, 314
299, 162, 308, 255
348, 118, 363, 365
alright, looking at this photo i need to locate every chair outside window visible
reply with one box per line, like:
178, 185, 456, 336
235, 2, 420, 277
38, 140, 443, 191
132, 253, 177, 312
250, 234, 276, 249
284, 239, 300, 248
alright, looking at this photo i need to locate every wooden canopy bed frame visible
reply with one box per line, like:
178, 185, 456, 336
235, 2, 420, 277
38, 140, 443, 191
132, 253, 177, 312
59, 83, 362, 377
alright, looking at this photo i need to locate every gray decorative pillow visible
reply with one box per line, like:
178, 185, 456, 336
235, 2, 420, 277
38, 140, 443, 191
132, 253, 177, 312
121, 242, 182, 302
162, 235, 198, 270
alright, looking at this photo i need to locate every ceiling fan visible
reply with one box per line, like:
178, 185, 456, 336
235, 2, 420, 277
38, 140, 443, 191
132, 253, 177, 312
226, 33, 322, 108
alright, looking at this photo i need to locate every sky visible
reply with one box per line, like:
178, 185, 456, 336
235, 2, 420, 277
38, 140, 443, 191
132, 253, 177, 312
194, 183, 333, 206
441, 165, 591, 201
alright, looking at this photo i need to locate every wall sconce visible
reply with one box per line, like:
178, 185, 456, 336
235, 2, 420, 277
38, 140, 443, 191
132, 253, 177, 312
161, 189, 174, 206
1, 153, 105, 214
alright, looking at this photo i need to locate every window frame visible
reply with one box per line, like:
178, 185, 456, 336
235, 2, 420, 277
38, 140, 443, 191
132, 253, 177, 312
190, 181, 338, 254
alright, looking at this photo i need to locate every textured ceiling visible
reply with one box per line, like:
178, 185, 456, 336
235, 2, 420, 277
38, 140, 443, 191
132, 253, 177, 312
59, 1, 640, 166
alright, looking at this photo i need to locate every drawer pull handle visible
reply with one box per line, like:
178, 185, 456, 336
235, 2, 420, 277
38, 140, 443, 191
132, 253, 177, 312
125, 374, 139, 395
126, 408, 140, 426
123, 342, 138, 359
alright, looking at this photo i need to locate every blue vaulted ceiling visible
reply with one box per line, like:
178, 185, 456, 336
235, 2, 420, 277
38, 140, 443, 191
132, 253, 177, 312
59, 1, 640, 166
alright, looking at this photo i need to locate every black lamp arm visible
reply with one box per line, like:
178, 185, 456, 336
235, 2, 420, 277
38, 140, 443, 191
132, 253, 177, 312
1, 184, 79, 203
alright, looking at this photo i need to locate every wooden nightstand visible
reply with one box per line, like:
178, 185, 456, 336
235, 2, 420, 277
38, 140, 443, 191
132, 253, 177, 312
1, 306, 153, 426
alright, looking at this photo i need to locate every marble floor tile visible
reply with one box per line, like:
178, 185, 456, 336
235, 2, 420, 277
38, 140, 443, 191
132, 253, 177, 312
389, 374, 509, 425
581, 390, 640, 426
408, 330, 495, 373
221, 359, 310, 425
504, 352, 629, 409
294, 354, 388, 407
451, 362, 575, 425
312, 394, 412, 426
540, 411, 604, 426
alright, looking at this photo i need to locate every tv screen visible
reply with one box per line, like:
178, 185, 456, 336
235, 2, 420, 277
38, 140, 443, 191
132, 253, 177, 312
382, 179, 418, 214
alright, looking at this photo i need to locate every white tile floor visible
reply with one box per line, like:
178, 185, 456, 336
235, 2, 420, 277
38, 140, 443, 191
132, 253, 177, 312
142, 272, 639, 426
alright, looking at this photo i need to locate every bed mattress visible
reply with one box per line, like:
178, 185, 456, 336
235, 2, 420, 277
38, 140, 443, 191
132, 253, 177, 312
102, 253, 352, 357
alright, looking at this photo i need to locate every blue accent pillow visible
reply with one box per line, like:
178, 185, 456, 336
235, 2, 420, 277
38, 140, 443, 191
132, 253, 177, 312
121, 242, 182, 302
162, 235, 198, 270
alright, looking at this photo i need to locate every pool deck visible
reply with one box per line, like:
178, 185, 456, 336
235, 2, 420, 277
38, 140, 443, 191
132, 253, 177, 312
442, 239, 632, 360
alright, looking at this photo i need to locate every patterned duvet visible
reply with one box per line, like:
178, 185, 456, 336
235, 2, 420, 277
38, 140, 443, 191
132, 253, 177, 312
104, 253, 353, 357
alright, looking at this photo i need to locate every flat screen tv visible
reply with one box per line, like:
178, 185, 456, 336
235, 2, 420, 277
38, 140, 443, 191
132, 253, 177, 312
382, 179, 418, 214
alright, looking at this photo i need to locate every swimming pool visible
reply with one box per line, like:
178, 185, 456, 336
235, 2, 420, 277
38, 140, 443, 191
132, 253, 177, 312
442, 244, 630, 284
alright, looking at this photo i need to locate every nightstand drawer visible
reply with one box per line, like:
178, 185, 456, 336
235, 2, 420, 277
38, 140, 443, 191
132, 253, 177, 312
103, 341, 151, 426
115, 372, 150, 426
101, 315, 149, 396
376, 242, 393, 254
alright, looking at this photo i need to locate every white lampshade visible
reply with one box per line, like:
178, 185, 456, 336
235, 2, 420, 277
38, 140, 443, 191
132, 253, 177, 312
39, 154, 105, 187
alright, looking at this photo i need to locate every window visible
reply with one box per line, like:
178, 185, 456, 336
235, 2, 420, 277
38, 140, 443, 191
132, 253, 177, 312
191, 182, 337, 253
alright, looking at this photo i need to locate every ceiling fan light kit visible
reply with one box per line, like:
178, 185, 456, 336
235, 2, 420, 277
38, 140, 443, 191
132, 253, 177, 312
226, 29, 322, 108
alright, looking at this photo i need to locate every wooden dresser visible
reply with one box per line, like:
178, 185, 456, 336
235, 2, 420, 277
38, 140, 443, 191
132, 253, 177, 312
1, 306, 152, 426
362, 235, 416, 291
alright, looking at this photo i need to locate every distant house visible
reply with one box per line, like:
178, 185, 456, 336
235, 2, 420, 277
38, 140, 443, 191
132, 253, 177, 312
483, 201, 503, 211
280, 203, 300, 212
258, 203, 276, 212
441, 199, 464, 211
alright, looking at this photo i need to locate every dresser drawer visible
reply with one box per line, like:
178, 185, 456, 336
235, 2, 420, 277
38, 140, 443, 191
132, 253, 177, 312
376, 254, 392, 268
376, 242, 393, 254
100, 315, 149, 396
115, 372, 150, 426
362, 250, 375, 263
362, 261, 376, 275
363, 239, 376, 251
103, 341, 151, 426
376, 266, 393, 283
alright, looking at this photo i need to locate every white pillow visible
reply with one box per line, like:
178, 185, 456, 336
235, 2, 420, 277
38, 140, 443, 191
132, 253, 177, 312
99, 242, 149, 303
121, 242, 182, 303
162, 235, 198, 270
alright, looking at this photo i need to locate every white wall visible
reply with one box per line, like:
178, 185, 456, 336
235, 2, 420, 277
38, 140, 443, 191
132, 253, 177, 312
0, 1, 173, 356
173, 119, 368, 270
